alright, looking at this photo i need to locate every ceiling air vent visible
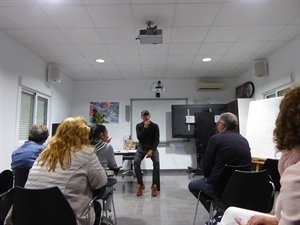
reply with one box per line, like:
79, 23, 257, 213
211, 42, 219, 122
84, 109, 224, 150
196, 81, 224, 90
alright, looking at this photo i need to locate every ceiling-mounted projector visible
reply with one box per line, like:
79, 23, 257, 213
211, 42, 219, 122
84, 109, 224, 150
136, 21, 163, 44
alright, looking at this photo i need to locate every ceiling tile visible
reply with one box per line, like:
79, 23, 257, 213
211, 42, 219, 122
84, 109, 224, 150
238, 25, 284, 42
62, 29, 103, 44
138, 44, 169, 55
255, 2, 300, 25
205, 26, 247, 42
23, 29, 70, 44
99, 28, 136, 44
140, 55, 167, 64
174, 3, 221, 26
198, 42, 233, 54
106, 44, 139, 55
0, 14, 18, 29
41, 5, 94, 28
44, 45, 81, 57
112, 55, 140, 64
117, 64, 142, 73
76, 45, 110, 56
87, 5, 134, 28
54, 57, 90, 66
214, 2, 264, 26
271, 25, 300, 41
251, 41, 287, 59
132, 4, 176, 28
167, 55, 195, 64
0, 6, 55, 28
93, 64, 120, 73
227, 42, 264, 54
168, 43, 201, 55
25, 45, 55, 57
218, 54, 250, 64
3, 29, 39, 46
171, 27, 209, 43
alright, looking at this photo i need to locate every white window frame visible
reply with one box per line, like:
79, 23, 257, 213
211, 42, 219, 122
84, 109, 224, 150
263, 83, 291, 99
16, 87, 51, 145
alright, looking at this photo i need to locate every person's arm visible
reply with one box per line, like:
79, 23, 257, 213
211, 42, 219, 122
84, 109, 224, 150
136, 122, 148, 142
106, 144, 117, 169
201, 135, 217, 176
88, 152, 107, 190
150, 123, 160, 152
277, 162, 300, 225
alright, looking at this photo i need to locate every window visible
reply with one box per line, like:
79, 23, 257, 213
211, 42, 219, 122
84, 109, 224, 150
18, 89, 49, 141
263, 85, 291, 99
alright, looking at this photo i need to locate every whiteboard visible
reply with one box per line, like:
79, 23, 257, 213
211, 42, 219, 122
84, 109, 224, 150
130, 98, 187, 143
246, 97, 283, 159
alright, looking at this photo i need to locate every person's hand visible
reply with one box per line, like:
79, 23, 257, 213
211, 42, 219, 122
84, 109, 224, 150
144, 120, 150, 128
235, 215, 277, 225
107, 137, 112, 143
146, 150, 153, 158
235, 217, 247, 225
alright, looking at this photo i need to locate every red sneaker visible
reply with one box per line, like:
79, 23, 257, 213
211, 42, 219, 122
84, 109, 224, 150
151, 184, 158, 197
136, 184, 145, 197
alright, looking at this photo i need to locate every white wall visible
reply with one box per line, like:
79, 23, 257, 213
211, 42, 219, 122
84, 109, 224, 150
0, 31, 74, 171
237, 35, 300, 99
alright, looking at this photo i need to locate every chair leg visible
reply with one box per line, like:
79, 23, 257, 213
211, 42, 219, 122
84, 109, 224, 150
193, 191, 201, 225
208, 203, 215, 225
111, 191, 117, 225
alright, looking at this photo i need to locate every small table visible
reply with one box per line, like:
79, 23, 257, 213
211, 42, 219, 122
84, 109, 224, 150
114, 150, 136, 156
114, 150, 136, 178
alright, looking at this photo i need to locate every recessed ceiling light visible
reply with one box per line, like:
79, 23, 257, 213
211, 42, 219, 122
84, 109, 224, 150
202, 57, 212, 62
96, 59, 105, 63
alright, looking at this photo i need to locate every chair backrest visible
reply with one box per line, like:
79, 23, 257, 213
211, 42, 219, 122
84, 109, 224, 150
12, 186, 77, 225
0, 188, 14, 224
213, 164, 251, 198
261, 158, 281, 192
93, 177, 118, 201
222, 170, 275, 213
0, 170, 13, 196
14, 168, 30, 187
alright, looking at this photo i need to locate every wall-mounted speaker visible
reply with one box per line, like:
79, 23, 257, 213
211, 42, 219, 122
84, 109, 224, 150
254, 60, 268, 78
47, 66, 61, 83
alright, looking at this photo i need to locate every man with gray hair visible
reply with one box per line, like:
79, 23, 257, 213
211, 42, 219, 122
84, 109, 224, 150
188, 112, 252, 224
11, 124, 49, 174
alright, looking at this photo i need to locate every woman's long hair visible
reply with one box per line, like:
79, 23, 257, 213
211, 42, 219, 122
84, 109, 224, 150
38, 116, 91, 171
273, 85, 300, 151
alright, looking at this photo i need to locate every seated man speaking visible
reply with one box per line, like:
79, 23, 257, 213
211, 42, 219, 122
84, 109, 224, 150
188, 112, 252, 221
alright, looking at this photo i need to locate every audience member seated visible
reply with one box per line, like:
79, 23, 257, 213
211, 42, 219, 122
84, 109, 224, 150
11, 124, 49, 175
188, 112, 252, 225
5, 116, 107, 225
220, 85, 300, 225
89, 124, 121, 224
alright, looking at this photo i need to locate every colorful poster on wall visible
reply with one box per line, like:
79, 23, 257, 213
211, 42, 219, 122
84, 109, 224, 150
89, 102, 119, 124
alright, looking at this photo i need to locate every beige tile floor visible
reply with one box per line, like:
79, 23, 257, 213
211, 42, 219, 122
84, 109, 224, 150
112, 171, 209, 225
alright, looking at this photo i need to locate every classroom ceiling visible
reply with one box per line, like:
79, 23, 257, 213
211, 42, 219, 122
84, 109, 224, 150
0, 0, 299, 81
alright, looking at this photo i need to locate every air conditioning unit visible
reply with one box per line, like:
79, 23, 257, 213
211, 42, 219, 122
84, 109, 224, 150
196, 81, 224, 90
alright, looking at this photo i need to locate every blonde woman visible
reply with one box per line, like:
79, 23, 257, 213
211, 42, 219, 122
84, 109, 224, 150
11, 116, 107, 225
